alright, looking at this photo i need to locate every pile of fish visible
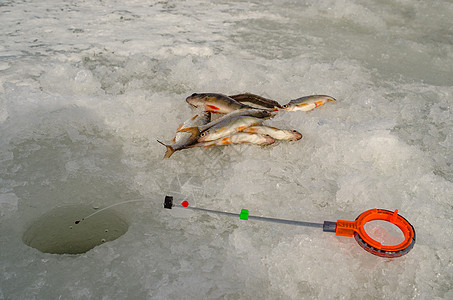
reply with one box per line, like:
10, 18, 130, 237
158, 93, 336, 159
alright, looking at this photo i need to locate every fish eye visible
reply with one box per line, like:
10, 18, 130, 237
282, 104, 288, 108
200, 132, 206, 137
292, 130, 297, 133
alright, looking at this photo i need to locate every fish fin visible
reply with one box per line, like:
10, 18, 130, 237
178, 126, 200, 139
315, 100, 325, 108
157, 140, 176, 159
220, 137, 232, 145
297, 103, 309, 107
206, 104, 221, 111
176, 124, 184, 132
178, 127, 201, 146
243, 127, 259, 133
229, 93, 282, 109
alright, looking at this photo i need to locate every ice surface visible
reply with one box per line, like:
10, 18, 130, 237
1, 0, 452, 299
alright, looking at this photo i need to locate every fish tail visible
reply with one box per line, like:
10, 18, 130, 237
157, 140, 176, 159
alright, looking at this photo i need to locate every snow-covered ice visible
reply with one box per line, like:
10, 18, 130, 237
1, 0, 452, 299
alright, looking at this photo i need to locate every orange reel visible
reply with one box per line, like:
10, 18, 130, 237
329, 209, 416, 258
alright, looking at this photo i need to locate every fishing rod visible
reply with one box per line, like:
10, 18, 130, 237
163, 196, 416, 258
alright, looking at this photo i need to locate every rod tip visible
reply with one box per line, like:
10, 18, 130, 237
164, 196, 174, 209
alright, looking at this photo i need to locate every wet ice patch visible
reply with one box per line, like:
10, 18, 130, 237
23, 205, 128, 255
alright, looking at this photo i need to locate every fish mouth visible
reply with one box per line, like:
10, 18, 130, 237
185, 98, 197, 107
292, 132, 303, 140
263, 136, 275, 144
197, 136, 207, 142
186, 93, 206, 108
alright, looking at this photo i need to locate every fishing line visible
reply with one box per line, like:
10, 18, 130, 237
74, 198, 154, 224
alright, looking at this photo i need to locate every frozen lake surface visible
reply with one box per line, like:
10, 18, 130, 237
1, 0, 452, 299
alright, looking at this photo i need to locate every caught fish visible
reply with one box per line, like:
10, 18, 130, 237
186, 93, 255, 114
198, 116, 265, 142
282, 95, 336, 112
157, 111, 210, 159
229, 93, 282, 109
189, 132, 275, 148
184, 108, 276, 140
241, 126, 302, 141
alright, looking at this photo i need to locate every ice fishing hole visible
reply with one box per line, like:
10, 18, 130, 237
363, 220, 405, 246
23, 205, 129, 255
